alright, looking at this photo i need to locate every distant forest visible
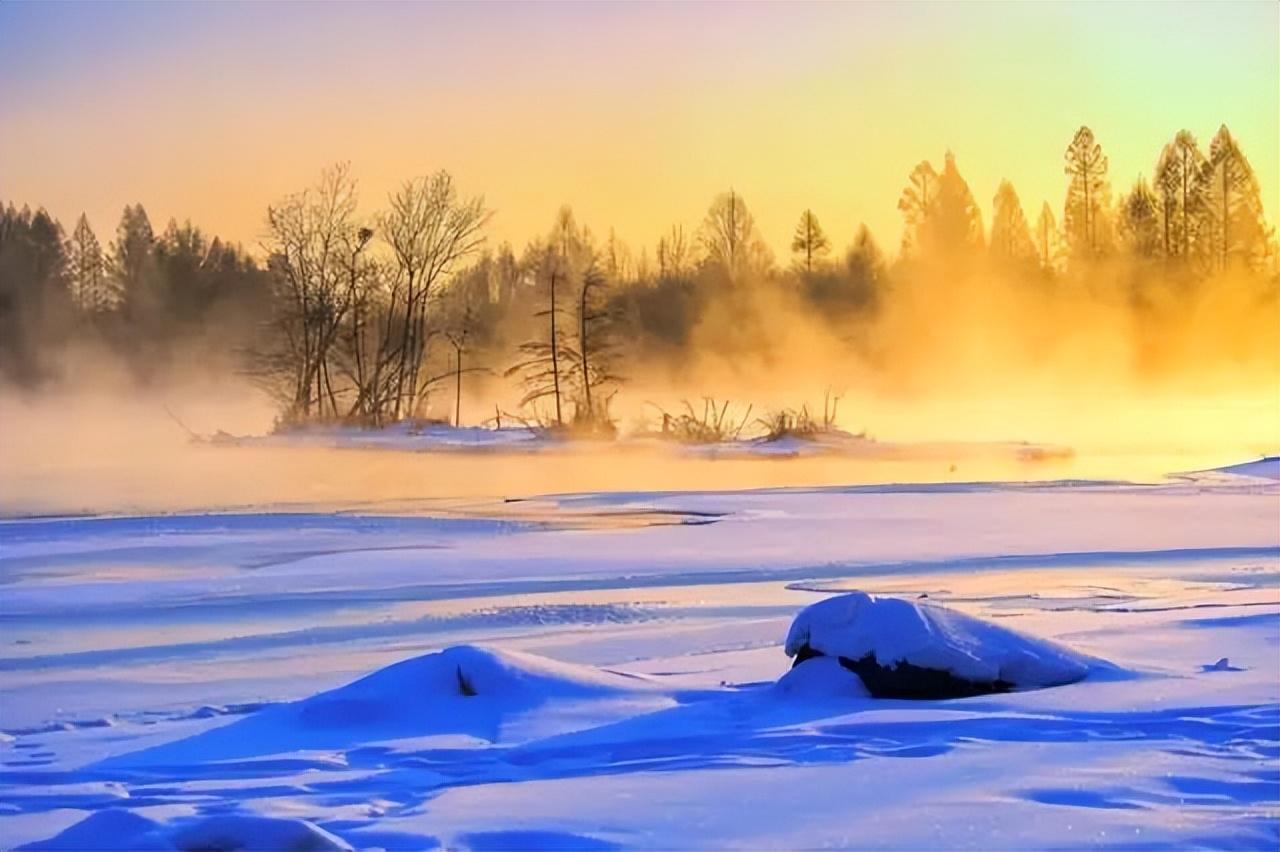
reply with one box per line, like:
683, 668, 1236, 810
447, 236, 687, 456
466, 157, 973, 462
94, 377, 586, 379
1, 124, 1274, 431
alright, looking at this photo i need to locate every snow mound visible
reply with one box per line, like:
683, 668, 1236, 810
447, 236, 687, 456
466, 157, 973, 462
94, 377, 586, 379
772, 654, 871, 699
1205, 456, 1280, 481
17, 810, 173, 851
110, 645, 648, 765
20, 810, 351, 852
171, 816, 351, 852
784, 593, 1091, 698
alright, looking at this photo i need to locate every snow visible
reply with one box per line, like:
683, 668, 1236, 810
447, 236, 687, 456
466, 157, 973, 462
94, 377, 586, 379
783, 592, 1094, 690
1, 464, 1278, 849
108, 645, 664, 767
1205, 455, 1280, 481
234, 420, 1078, 465
245, 421, 544, 452
18, 809, 353, 852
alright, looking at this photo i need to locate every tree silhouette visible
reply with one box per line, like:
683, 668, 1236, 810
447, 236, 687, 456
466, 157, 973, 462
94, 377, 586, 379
573, 258, 620, 429
1034, 202, 1061, 273
791, 209, 831, 274
262, 163, 363, 421
1063, 126, 1111, 259
0, 204, 69, 382
506, 208, 591, 426
67, 214, 111, 312
1154, 130, 1206, 263
700, 190, 770, 280
111, 204, 156, 323
897, 161, 938, 255
928, 152, 985, 255
1199, 125, 1271, 272
844, 224, 885, 307
1117, 177, 1160, 260
656, 224, 692, 278
990, 180, 1036, 266
379, 170, 489, 419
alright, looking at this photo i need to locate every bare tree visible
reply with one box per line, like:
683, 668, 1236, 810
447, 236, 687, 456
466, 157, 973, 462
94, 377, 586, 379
260, 163, 361, 421
376, 171, 489, 420
573, 258, 620, 428
700, 190, 770, 280
506, 208, 602, 428
443, 291, 488, 427
656, 224, 691, 278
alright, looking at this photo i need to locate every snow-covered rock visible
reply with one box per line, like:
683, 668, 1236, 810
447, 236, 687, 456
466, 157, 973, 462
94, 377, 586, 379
784, 592, 1091, 698
171, 816, 352, 852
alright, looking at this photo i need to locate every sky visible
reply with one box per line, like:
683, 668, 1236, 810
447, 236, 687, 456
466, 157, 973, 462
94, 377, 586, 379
1, 1, 1276, 260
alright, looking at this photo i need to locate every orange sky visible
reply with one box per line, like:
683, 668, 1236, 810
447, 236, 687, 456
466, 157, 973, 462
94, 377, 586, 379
1, 1, 1275, 260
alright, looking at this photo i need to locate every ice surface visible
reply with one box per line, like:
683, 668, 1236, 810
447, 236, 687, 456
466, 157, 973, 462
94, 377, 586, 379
2, 470, 1277, 850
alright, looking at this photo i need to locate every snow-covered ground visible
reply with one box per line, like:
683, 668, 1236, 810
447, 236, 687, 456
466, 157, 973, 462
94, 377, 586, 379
1, 462, 1278, 849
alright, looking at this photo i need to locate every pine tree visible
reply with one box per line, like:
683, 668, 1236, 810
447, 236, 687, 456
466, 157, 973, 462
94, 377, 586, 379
845, 223, 885, 308
1034, 202, 1061, 274
897, 161, 938, 255
1154, 130, 1206, 263
790, 209, 831, 274
112, 203, 156, 318
1198, 125, 1271, 271
1063, 126, 1111, 259
927, 151, 984, 255
989, 180, 1036, 266
66, 214, 110, 312
1117, 177, 1160, 259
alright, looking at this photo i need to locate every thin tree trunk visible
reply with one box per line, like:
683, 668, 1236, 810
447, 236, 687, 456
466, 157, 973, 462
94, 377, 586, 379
550, 269, 562, 426
454, 345, 463, 427
579, 283, 591, 418
1221, 162, 1229, 270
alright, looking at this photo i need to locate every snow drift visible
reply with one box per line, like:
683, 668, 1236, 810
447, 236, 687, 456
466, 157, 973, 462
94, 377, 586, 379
1206, 456, 1280, 481
18, 809, 352, 852
784, 592, 1092, 698
109, 645, 652, 765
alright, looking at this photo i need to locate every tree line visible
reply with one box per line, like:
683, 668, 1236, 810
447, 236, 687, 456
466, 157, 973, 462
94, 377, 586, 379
1, 124, 1273, 428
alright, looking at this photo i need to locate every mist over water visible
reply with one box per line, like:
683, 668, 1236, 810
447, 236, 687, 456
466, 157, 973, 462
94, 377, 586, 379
2, 362, 1274, 518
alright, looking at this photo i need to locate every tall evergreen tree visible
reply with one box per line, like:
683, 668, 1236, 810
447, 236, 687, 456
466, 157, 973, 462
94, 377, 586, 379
66, 214, 110, 312
790, 209, 831, 274
927, 151, 985, 255
1117, 177, 1161, 259
1034, 202, 1062, 273
897, 160, 938, 255
112, 203, 156, 317
1198, 125, 1270, 271
989, 180, 1036, 266
1154, 130, 1206, 263
844, 224, 885, 307
1063, 126, 1111, 259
